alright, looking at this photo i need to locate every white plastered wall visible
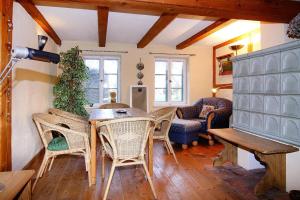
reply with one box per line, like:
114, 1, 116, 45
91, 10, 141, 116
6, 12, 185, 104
12, 3, 58, 170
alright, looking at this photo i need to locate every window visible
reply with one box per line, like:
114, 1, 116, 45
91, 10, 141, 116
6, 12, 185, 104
155, 58, 187, 105
84, 56, 120, 105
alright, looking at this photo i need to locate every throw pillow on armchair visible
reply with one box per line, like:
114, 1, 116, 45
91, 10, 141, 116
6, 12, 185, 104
199, 105, 215, 119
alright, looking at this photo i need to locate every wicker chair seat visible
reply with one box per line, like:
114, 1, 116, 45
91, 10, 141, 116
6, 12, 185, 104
47, 137, 69, 151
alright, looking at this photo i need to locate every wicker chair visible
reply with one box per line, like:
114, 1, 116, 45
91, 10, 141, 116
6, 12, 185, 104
32, 113, 91, 190
150, 107, 178, 164
48, 108, 88, 124
99, 103, 130, 109
97, 117, 157, 200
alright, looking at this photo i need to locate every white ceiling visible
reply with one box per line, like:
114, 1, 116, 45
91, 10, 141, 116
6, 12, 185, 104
37, 6, 260, 47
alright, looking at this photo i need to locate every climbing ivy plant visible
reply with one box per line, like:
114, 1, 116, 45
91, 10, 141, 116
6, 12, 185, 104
53, 46, 88, 117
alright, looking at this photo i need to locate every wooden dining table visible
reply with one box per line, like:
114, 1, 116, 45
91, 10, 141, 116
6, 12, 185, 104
89, 108, 154, 185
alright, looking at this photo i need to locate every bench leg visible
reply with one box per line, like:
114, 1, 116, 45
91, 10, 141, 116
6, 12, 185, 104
254, 152, 286, 195
213, 137, 237, 167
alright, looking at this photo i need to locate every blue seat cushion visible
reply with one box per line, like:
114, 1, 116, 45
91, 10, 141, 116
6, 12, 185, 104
169, 119, 207, 145
170, 118, 207, 133
47, 136, 69, 151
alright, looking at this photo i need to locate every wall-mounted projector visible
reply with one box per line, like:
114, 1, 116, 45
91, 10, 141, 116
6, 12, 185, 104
11, 46, 60, 64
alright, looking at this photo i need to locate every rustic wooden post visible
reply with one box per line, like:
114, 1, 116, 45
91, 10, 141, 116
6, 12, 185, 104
0, 0, 13, 171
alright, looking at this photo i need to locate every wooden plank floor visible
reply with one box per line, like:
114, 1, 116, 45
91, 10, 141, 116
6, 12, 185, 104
28, 140, 290, 200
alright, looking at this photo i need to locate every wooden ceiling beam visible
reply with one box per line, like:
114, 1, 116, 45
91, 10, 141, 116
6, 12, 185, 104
137, 13, 177, 48
17, 0, 62, 45
32, 0, 300, 23
97, 7, 109, 47
176, 18, 233, 50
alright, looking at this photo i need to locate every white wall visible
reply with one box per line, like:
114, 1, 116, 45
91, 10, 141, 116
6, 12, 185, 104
59, 41, 213, 111
12, 3, 58, 170
260, 22, 293, 49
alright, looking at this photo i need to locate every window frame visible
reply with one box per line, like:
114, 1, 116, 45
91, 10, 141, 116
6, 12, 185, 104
83, 55, 121, 107
154, 57, 188, 106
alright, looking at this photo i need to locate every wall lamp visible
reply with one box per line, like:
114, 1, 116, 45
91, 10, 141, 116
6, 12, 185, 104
38, 35, 48, 50
212, 85, 232, 96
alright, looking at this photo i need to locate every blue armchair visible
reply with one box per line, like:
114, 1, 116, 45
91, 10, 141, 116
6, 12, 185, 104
169, 97, 232, 148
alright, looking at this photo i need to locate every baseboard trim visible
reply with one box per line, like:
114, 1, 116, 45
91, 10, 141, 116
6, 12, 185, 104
23, 148, 44, 170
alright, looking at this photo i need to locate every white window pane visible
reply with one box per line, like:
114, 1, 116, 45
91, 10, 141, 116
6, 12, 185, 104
104, 60, 118, 74
85, 59, 100, 88
85, 88, 99, 104
85, 71, 100, 88
155, 75, 167, 89
155, 89, 167, 102
155, 61, 167, 74
103, 88, 118, 103
85, 59, 99, 71
171, 89, 183, 102
84, 59, 100, 104
171, 61, 183, 75
104, 75, 118, 88
171, 75, 182, 88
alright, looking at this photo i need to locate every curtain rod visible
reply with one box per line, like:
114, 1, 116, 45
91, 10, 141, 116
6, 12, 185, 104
149, 52, 196, 56
82, 49, 128, 54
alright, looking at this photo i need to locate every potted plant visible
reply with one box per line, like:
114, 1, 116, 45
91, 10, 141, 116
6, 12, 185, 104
53, 46, 88, 117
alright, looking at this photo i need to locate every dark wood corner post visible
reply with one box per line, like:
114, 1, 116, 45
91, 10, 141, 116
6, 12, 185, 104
0, 0, 13, 171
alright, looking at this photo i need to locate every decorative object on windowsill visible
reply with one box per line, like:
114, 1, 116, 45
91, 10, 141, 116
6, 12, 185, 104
229, 44, 244, 56
287, 13, 300, 39
110, 91, 116, 103
53, 46, 89, 117
136, 58, 144, 92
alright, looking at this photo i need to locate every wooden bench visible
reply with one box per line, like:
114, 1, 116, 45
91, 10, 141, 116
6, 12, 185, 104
208, 128, 298, 195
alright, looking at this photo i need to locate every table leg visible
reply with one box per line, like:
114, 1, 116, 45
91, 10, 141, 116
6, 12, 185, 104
91, 121, 97, 185
213, 137, 237, 167
254, 152, 286, 195
19, 179, 32, 199
148, 129, 153, 176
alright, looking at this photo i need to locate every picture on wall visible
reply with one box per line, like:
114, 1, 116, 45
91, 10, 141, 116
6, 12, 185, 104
217, 53, 234, 76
